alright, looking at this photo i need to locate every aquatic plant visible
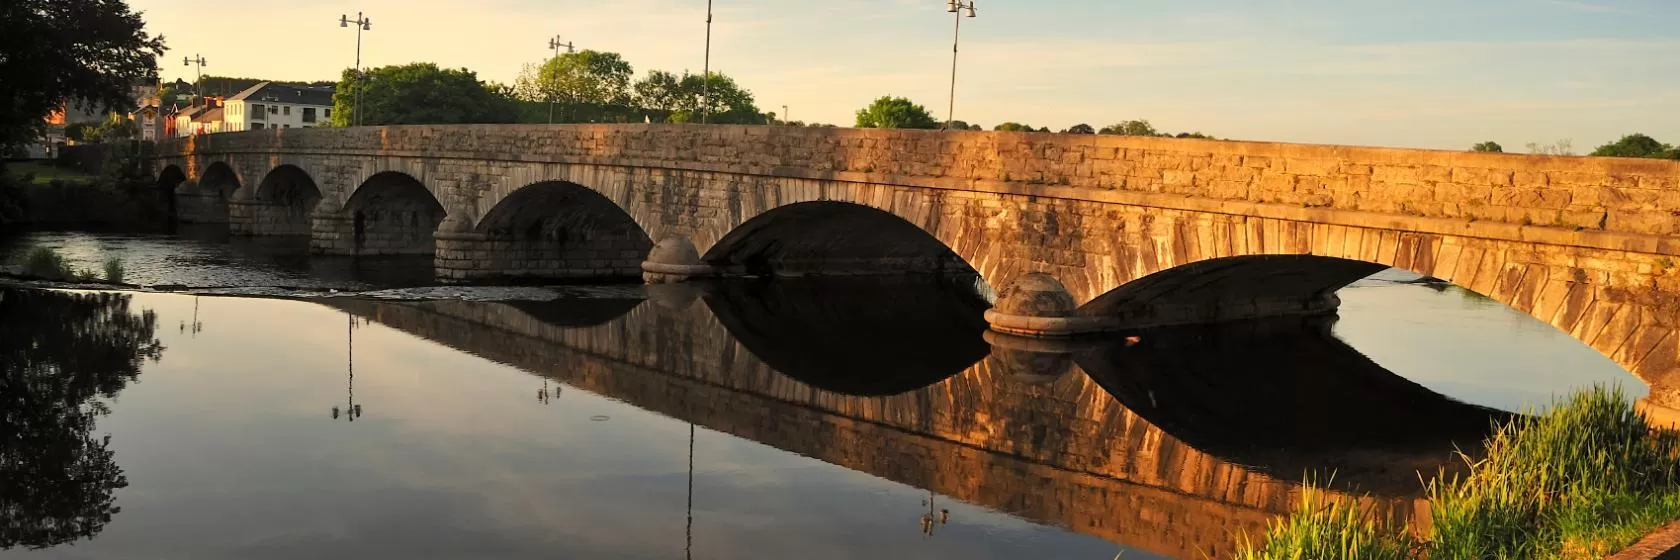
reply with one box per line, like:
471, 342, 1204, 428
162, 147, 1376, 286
1236, 386, 1680, 559
103, 257, 124, 284
21, 247, 74, 280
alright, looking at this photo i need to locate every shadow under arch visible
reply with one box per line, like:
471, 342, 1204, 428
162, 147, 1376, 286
472, 180, 653, 282
174, 161, 241, 224
1071, 313, 1510, 493
197, 161, 241, 196
249, 164, 323, 236
702, 276, 991, 396
502, 298, 646, 329
702, 201, 978, 280
341, 171, 446, 256
156, 165, 186, 220
1079, 254, 1388, 327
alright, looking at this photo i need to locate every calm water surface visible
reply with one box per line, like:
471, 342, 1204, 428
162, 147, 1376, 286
0, 231, 1645, 559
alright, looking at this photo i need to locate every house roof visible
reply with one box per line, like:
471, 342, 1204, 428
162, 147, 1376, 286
228, 81, 334, 107
193, 107, 223, 123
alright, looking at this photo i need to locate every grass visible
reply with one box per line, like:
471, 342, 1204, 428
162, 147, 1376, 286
17, 247, 126, 283
7, 161, 98, 185
1237, 386, 1680, 560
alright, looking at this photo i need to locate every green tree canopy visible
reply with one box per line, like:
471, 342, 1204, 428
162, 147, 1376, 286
1471, 141, 1504, 153
1100, 120, 1160, 136
516, 50, 634, 107
0, 0, 165, 154
333, 63, 519, 126
1590, 134, 1677, 159
854, 96, 939, 129
1063, 123, 1095, 134
993, 122, 1036, 132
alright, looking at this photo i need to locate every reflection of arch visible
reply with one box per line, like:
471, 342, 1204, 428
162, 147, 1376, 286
342, 172, 446, 256
502, 298, 645, 329
1074, 314, 1508, 493
248, 165, 322, 236
703, 201, 977, 279
703, 277, 990, 396
473, 181, 652, 281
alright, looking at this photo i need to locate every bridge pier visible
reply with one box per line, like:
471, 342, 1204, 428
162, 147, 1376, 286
984, 273, 1117, 337
229, 199, 312, 237
312, 210, 443, 256
642, 237, 717, 284
435, 217, 648, 284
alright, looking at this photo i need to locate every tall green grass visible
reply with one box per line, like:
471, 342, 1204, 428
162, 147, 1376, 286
21, 246, 74, 280
1237, 386, 1680, 559
1234, 482, 1414, 560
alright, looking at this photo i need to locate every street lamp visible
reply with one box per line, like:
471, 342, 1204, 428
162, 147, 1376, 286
182, 55, 207, 105
546, 36, 577, 124
701, 0, 713, 124
782, 104, 790, 125
942, 0, 977, 131
339, 12, 372, 127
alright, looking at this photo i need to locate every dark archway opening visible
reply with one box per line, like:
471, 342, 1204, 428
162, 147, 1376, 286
178, 162, 240, 224
251, 165, 322, 236
704, 201, 977, 280
156, 165, 186, 223
342, 172, 445, 256
1080, 255, 1388, 327
472, 181, 652, 282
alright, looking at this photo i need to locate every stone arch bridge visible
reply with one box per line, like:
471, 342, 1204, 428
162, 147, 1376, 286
151, 124, 1680, 409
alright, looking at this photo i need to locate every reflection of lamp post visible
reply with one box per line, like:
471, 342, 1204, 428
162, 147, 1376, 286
941, 0, 977, 131
330, 313, 364, 421
686, 422, 695, 560
537, 378, 561, 404
919, 490, 949, 536
545, 36, 577, 124
339, 12, 373, 127
179, 296, 205, 336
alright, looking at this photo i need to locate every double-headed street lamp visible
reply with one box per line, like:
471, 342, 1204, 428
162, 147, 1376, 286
943, 0, 977, 131
339, 12, 373, 127
547, 36, 578, 124
182, 55, 207, 104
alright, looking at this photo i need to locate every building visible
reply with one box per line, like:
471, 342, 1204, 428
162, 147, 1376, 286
175, 102, 224, 137
223, 82, 335, 131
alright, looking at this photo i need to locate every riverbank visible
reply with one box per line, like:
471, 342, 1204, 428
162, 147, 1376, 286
1237, 387, 1680, 559
1, 158, 171, 230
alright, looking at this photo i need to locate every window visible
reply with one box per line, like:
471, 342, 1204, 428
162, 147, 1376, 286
282, 124, 291, 129
251, 104, 265, 120
252, 123, 265, 130
325, 108, 332, 119
282, 106, 291, 116
268, 106, 278, 114
302, 108, 317, 123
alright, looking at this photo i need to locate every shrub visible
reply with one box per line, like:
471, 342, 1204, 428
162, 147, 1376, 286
103, 257, 124, 284
21, 247, 74, 280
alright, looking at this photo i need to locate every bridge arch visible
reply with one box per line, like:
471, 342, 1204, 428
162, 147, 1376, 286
234, 164, 322, 236
437, 180, 652, 282
326, 172, 447, 256
171, 161, 241, 224
699, 200, 980, 281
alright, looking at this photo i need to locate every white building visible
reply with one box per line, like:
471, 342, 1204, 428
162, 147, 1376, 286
223, 81, 335, 131
175, 104, 224, 137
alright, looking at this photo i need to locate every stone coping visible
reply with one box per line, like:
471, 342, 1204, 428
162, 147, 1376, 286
1610, 519, 1680, 560
640, 262, 717, 276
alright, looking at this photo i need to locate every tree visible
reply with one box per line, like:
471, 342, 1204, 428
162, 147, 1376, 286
1063, 123, 1095, 134
1175, 132, 1216, 140
632, 70, 684, 114
1471, 141, 1504, 153
515, 50, 634, 108
1590, 134, 1675, 159
854, 96, 939, 129
993, 122, 1036, 132
0, 290, 164, 549
1526, 140, 1575, 156
1100, 120, 1160, 136
332, 63, 519, 126
0, 0, 165, 154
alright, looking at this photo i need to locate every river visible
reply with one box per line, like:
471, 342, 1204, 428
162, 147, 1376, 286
0, 229, 1645, 559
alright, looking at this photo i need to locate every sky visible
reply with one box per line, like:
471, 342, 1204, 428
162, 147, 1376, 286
130, 0, 1679, 151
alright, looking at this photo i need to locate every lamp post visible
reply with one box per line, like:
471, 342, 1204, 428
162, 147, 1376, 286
942, 0, 977, 131
701, 0, 713, 124
339, 12, 372, 127
546, 36, 577, 124
782, 104, 790, 125
182, 55, 207, 105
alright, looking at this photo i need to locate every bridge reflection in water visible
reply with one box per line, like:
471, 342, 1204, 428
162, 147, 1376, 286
324, 278, 1502, 559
